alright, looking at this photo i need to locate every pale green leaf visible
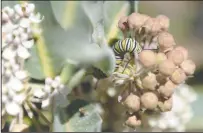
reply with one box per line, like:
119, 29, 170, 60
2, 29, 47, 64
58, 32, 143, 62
53, 100, 102, 132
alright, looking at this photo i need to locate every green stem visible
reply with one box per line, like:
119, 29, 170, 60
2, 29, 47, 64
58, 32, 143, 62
67, 68, 86, 89
135, 1, 139, 13
27, 102, 51, 126
60, 63, 78, 84
29, 115, 42, 132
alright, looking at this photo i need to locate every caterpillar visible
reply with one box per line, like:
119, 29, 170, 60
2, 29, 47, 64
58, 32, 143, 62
113, 38, 142, 69
113, 38, 142, 56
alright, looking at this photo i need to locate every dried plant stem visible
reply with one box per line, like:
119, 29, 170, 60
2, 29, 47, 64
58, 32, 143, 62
27, 102, 51, 126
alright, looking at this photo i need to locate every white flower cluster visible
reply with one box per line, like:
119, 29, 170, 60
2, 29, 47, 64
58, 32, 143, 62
148, 84, 197, 131
2, 3, 43, 118
33, 76, 65, 109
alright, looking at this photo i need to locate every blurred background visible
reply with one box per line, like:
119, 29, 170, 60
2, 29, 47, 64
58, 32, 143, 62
139, 1, 203, 131
1, 1, 203, 132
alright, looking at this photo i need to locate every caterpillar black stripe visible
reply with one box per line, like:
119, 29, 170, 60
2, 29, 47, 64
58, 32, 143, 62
113, 38, 142, 69
113, 38, 142, 56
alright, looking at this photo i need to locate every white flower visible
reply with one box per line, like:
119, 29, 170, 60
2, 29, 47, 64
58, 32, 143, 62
12, 64, 20, 72
29, 12, 44, 23
15, 70, 28, 80
14, 4, 24, 17
3, 6, 15, 18
33, 88, 46, 99
13, 94, 26, 104
7, 76, 24, 92
2, 2, 44, 128
19, 18, 31, 28
20, 32, 29, 42
41, 98, 50, 109
2, 47, 16, 60
13, 28, 20, 36
5, 33, 14, 43
5, 102, 21, 116
24, 3, 35, 16
2, 95, 8, 103
4, 69, 12, 77
13, 36, 21, 45
51, 80, 60, 89
22, 39, 34, 49
17, 45, 30, 59
2, 41, 8, 49
2, 22, 18, 34
45, 77, 53, 85
44, 85, 52, 94
2, 11, 10, 22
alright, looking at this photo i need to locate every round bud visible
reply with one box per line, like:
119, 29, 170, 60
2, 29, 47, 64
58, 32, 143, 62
167, 49, 184, 65
142, 18, 154, 34
128, 13, 150, 30
170, 68, 187, 84
158, 80, 176, 98
180, 59, 196, 75
151, 19, 162, 36
158, 60, 176, 76
158, 32, 176, 52
123, 93, 140, 112
156, 52, 167, 64
125, 115, 141, 128
142, 72, 157, 90
156, 15, 170, 31
139, 50, 157, 67
118, 16, 129, 31
158, 97, 173, 112
141, 92, 158, 110
174, 46, 188, 60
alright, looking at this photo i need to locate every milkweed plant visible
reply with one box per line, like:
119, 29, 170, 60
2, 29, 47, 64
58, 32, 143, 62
1, 1, 197, 132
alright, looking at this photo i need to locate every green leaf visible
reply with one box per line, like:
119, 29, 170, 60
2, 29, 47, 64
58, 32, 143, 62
25, 45, 45, 80
50, 1, 80, 30
24, 1, 115, 79
104, 1, 130, 43
53, 100, 102, 132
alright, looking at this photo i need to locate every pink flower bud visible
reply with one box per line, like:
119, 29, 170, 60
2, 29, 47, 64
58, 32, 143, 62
158, 32, 176, 52
156, 52, 167, 64
170, 68, 187, 84
158, 97, 173, 112
141, 92, 158, 110
158, 80, 176, 98
125, 115, 141, 128
167, 49, 184, 65
118, 16, 129, 31
123, 93, 140, 112
174, 46, 188, 60
142, 72, 157, 90
156, 15, 170, 31
139, 50, 157, 67
180, 59, 196, 75
142, 18, 162, 36
127, 13, 150, 30
158, 59, 176, 76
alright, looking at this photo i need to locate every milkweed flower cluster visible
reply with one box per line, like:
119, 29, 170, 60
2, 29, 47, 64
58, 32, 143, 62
111, 12, 196, 129
1, 3, 46, 131
147, 84, 197, 131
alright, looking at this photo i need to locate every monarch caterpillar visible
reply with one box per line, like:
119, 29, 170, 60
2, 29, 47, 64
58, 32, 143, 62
113, 38, 142, 56
113, 38, 142, 70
